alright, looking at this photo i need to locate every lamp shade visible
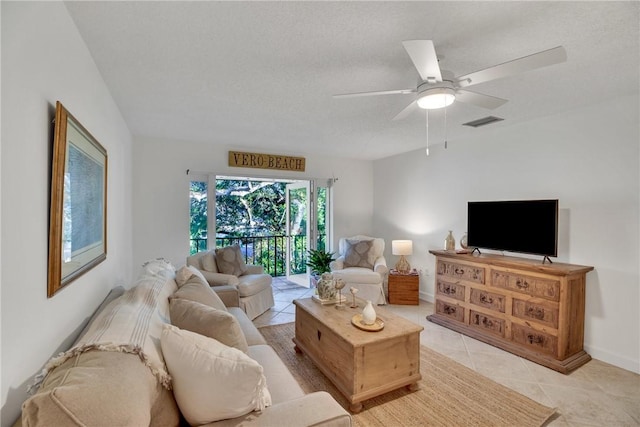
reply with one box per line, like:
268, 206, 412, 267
392, 240, 413, 256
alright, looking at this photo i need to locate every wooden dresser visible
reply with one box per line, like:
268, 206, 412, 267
427, 250, 594, 373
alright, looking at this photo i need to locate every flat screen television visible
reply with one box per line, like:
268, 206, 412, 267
467, 199, 558, 258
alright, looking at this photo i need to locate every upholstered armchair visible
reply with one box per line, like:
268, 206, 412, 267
329, 235, 388, 305
186, 245, 274, 320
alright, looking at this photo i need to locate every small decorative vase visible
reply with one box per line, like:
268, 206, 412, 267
445, 230, 455, 251
317, 272, 337, 300
460, 232, 468, 249
362, 300, 376, 325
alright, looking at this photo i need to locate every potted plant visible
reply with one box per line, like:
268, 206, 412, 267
306, 248, 335, 276
306, 249, 335, 293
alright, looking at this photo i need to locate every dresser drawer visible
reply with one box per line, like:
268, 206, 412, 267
436, 280, 465, 301
435, 300, 464, 323
437, 260, 485, 284
470, 288, 506, 313
390, 274, 419, 285
469, 310, 505, 338
512, 324, 558, 356
491, 270, 560, 301
512, 299, 559, 329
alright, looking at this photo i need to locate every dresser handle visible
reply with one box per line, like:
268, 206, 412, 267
479, 294, 494, 304
481, 317, 494, 328
527, 334, 543, 344
454, 268, 465, 275
516, 279, 530, 289
443, 286, 454, 294
473, 315, 494, 328
444, 306, 457, 315
527, 307, 545, 319
317, 330, 322, 341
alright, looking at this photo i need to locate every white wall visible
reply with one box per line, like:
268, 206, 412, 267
373, 95, 639, 373
1, 3, 133, 424
132, 138, 374, 270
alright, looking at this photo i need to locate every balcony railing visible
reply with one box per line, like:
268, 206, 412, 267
190, 234, 318, 277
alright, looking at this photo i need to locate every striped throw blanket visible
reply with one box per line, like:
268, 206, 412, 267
29, 260, 177, 393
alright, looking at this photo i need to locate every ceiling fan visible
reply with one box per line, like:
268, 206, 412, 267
334, 40, 567, 121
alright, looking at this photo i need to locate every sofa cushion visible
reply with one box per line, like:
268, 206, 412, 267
236, 274, 272, 297
228, 307, 267, 346
169, 298, 249, 353
247, 345, 305, 404
22, 351, 179, 427
172, 278, 228, 312
343, 238, 376, 269
161, 324, 271, 426
215, 245, 248, 276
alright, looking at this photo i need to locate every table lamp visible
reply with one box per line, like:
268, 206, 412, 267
392, 240, 413, 274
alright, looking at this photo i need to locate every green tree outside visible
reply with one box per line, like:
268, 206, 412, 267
190, 179, 327, 276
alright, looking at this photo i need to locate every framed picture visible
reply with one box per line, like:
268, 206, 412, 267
48, 101, 107, 297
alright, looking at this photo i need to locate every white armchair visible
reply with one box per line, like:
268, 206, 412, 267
329, 235, 388, 305
186, 247, 274, 320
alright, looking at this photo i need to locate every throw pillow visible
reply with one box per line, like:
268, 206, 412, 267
171, 280, 228, 312
175, 265, 209, 288
22, 351, 174, 426
188, 266, 209, 286
343, 238, 376, 269
169, 298, 249, 353
215, 245, 247, 276
175, 266, 193, 286
201, 251, 218, 272
161, 324, 271, 425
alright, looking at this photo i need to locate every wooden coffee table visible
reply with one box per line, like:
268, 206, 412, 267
292, 298, 423, 412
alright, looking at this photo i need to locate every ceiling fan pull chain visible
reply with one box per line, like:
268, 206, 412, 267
444, 104, 448, 149
425, 110, 430, 156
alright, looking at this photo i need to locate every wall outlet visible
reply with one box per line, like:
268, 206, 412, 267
414, 267, 429, 276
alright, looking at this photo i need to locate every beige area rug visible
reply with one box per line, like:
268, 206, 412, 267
259, 322, 556, 427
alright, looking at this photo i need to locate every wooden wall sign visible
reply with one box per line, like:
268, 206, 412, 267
228, 151, 305, 172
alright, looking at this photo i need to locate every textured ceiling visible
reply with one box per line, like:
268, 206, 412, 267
65, 1, 639, 160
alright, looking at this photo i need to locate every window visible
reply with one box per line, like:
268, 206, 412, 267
189, 180, 207, 254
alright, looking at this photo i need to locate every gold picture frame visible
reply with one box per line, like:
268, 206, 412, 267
48, 101, 107, 297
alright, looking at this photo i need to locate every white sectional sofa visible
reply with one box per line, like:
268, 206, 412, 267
17, 260, 351, 427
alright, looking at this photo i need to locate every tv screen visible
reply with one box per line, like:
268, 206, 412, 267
467, 199, 558, 257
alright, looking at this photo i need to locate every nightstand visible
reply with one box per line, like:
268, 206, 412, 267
388, 271, 419, 305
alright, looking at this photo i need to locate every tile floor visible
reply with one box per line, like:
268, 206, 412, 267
254, 277, 640, 426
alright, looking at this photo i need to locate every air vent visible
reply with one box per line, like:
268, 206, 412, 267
463, 116, 504, 128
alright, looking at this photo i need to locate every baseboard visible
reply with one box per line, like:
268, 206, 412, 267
584, 344, 640, 374
419, 291, 434, 303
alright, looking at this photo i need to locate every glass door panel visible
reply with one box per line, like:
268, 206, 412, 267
314, 183, 330, 252
286, 182, 311, 285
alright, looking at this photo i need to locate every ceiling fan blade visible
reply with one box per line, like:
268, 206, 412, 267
455, 46, 567, 88
393, 101, 419, 121
455, 90, 508, 110
402, 40, 443, 83
333, 89, 415, 98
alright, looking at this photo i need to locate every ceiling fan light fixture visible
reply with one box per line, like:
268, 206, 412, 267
417, 87, 456, 110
